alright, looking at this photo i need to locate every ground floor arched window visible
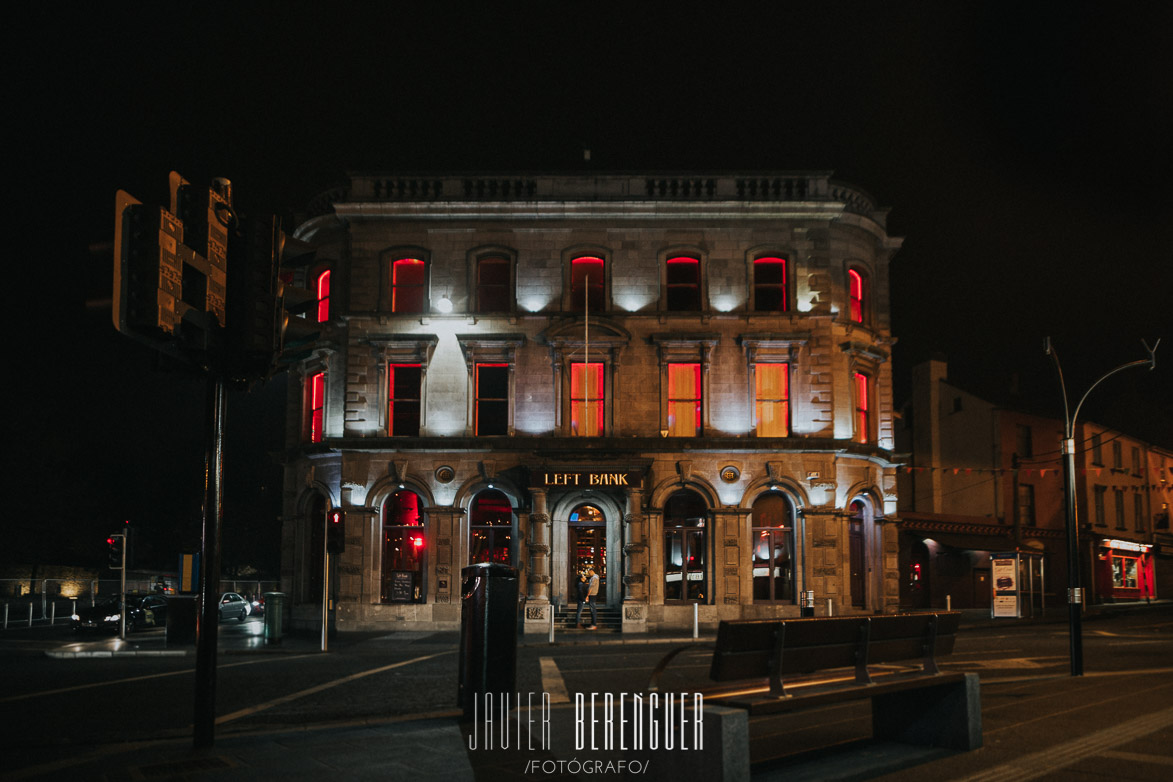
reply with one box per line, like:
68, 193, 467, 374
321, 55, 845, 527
848, 498, 873, 609
469, 489, 515, 565
664, 489, 707, 602
382, 489, 425, 603
752, 492, 796, 602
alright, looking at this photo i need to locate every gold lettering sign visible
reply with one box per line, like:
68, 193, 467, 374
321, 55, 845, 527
542, 471, 638, 487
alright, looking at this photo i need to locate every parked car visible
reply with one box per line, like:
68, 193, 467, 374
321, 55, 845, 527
248, 594, 265, 617
218, 592, 251, 622
71, 594, 168, 633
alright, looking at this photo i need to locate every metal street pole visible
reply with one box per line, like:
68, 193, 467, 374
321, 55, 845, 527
1046, 338, 1158, 677
194, 373, 226, 748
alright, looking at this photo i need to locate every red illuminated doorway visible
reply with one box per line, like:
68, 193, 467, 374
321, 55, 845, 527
569, 504, 606, 605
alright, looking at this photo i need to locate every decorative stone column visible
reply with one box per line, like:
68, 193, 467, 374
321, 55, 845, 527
523, 488, 553, 634
711, 508, 751, 616
622, 486, 649, 633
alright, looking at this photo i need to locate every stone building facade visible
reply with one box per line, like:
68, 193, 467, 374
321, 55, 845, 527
280, 172, 903, 633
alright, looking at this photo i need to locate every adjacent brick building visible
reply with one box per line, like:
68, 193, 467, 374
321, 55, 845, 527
279, 172, 903, 633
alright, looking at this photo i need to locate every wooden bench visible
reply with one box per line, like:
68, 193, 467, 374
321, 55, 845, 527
648, 612, 981, 763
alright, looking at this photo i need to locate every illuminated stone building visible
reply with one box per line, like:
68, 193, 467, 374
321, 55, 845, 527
280, 172, 903, 633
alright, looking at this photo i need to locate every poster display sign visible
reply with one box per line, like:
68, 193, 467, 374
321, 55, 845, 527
991, 553, 1021, 618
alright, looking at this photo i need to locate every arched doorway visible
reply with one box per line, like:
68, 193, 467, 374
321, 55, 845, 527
568, 503, 606, 604
751, 492, 796, 603
848, 498, 872, 609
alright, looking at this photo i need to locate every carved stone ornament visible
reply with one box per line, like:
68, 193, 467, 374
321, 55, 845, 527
435, 465, 456, 484
624, 606, 645, 620
526, 606, 548, 620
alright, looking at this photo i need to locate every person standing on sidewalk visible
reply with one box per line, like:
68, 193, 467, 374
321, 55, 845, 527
574, 569, 589, 628
583, 567, 599, 630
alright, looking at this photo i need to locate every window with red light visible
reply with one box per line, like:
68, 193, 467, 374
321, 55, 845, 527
476, 256, 511, 313
382, 489, 425, 603
570, 256, 605, 312
753, 256, 788, 312
755, 364, 790, 437
663, 489, 707, 602
667, 363, 701, 436
751, 492, 796, 603
469, 489, 514, 565
666, 256, 701, 311
1111, 553, 1139, 589
316, 269, 331, 323
848, 268, 865, 323
391, 258, 426, 313
570, 362, 603, 436
853, 372, 870, 444
388, 364, 421, 437
475, 364, 509, 436
307, 372, 325, 443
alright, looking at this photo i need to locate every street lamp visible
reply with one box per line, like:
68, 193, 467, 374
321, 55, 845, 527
1045, 337, 1159, 676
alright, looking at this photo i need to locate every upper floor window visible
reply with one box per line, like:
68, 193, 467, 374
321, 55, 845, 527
1017, 484, 1036, 526
1091, 432, 1103, 465
475, 364, 509, 436
1015, 424, 1033, 460
388, 364, 422, 437
1115, 489, 1126, 529
847, 268, 866, 323
755, 363, 790, 437
306, 372, 325, 443
316, 269, 331, 323
1131, 446, 1141, 476
1112, 441, 1123, 470
570, 256, 605, 312
476, 255, 512, 313
391, 258, 426, 313
570, 362, 604, 436
667, 363, 701, 436
853, 371, 871, 444
666, 256, 701, 311
753, 256, 788, 312
1094, 485, 1107, 525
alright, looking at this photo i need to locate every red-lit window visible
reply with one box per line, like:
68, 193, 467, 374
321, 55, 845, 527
667, 363, 701, 436
470, 490, 514, 565
1111, 553, 1139, 589
755, 364, 790, 437
388, 364, 421, 437
475, 364, 509, 436
854, 372, 870, 444
753, 256, 788, 312
666, 256, 701, 311
316, 269, 331, 323
570, 256, 605, 312
391, 258, 426, 313
848, 268, 865, 323
382, 489, 425, 604
307, 372, 325, 443
571, 362, 603, 436
477, 256, 511, 313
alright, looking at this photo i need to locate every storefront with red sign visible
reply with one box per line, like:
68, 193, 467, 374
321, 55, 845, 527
1094, 538, 1156, 602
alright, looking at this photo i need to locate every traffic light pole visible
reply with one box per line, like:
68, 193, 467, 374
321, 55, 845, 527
119, 540, 127, 640
194, 372, 226, 748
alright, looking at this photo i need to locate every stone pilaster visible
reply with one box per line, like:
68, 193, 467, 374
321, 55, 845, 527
712, 508, 751, 608
622, 486, 649, 633
426, 507, 464, 612
523, 489, 553, 634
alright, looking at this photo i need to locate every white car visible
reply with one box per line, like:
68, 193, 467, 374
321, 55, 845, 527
217, 592, 251, 621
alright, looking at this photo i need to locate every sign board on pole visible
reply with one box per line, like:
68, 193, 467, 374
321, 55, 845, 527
991, 552, 1021, 618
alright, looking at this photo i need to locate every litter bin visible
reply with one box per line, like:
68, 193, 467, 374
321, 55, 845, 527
263, 592, 285, 645
458, 562, 519, 720
166, 595, 198, 646
801, 590, 816, 618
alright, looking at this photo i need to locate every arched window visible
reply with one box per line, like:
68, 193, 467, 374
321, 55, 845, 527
306, 372, 325, 443
570, 256, 605, 312
753, 256, 788, 312
476, 255, 512, 313
391, 257, 426, 313
316, 269, 331, 323
848, 499, 871, 609
751, 492, 796, 602
663, 489, 707, 602
469, 490, 514, 565
665, 256, 701, 311
853, 372, 871, 444
382, 490, 425, 603
847, 268, 865, 324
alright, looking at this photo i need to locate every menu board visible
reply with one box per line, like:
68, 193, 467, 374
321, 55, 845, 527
389, 571, 414, 602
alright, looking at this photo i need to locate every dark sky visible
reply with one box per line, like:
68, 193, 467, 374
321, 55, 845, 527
10, 4, 1172, 571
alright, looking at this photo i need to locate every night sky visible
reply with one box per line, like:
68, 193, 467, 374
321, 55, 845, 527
10, 4, 1171, 574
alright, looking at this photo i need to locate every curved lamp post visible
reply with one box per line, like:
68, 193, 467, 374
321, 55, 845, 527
1045, 338, 1159, 676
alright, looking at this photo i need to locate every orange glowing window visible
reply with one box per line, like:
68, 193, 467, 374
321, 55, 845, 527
753, 256, 788, 312
848, 268, 864, 323
308, 372, 325, 443
854, 372, 870, 444
755, 364, 790, 437
391, 258, 426, 313
570, 362, 603, 436
475, 364, 509, 436
666, 257, 701, 311
667, 363, 701, 436
316, 269, 331, 323
388, 364, 421, 437
570, 257, 605, 312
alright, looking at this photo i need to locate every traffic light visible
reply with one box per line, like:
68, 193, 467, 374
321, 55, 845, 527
107, 534, 125, 570
113, 191, 184, 339
327, 509, 345, 554
224, 215, 281, 381
273, 219, 321, 365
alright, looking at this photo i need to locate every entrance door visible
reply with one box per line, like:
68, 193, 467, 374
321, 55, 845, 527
849, 507, 866, 609
569, 504, 606, 604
